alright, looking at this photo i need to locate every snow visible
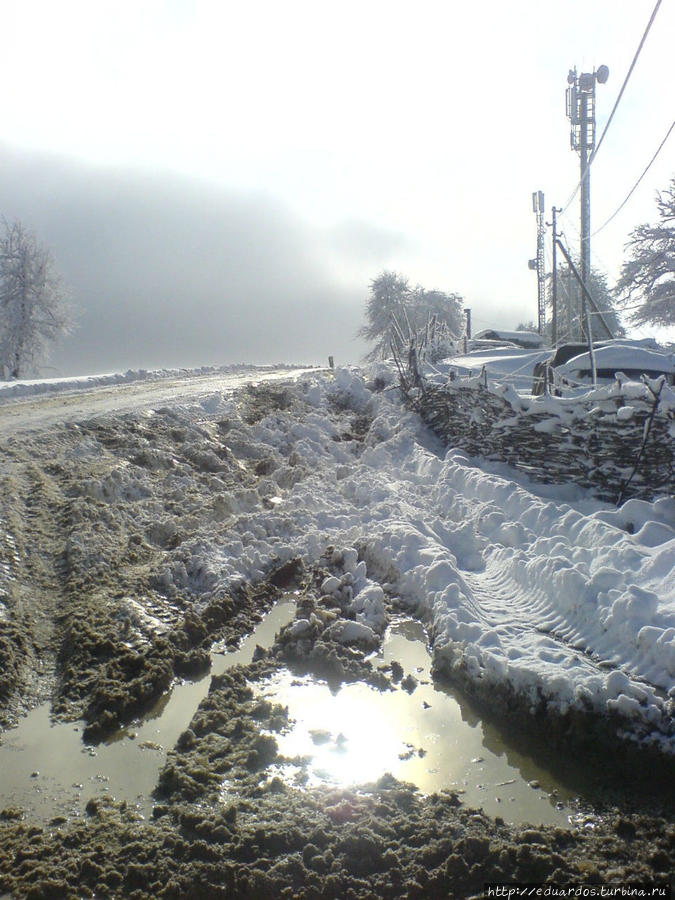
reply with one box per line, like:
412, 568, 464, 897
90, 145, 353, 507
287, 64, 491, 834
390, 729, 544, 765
473, 329, 547, 348
325, 619, 379, 647
557, 345, 675, 379
433, 348, 551, 391
0, 364, 301, 399
2, 363, 674, 750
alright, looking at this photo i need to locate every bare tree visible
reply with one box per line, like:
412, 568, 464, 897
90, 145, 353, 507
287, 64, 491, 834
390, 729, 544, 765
0, 219, 73, 379
615, 177, 675, 329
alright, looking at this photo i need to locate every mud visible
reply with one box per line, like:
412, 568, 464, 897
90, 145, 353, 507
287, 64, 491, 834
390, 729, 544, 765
0, 377, 674, 898
2, 780, 674, 900
2, 582, 674, 898
0, 384, 319, 732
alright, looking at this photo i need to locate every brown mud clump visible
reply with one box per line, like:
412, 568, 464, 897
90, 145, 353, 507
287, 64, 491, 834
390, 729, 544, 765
56, 568, 301, 742
1, 766, 673, 897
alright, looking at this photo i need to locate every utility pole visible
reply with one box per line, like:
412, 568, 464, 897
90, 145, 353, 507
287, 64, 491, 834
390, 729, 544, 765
463, 308, 471, 352
566, 65, 608, 339
530, 190, 546, 334
565, 268, 573, 342
546, 206, 562, 345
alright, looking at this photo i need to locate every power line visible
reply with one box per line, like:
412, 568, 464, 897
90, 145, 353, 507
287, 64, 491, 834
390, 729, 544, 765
559, 206, 618, 283
561, 0, 662, 214
592, 118, 675, 237
591, 0, 662, 166
557, 210, 580, 245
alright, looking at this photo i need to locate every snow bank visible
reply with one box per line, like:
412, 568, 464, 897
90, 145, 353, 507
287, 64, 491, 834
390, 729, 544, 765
253, 367, 674, 747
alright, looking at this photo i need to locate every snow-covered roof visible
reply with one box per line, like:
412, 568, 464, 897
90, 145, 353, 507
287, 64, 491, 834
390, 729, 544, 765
596, 337, 661, 350
558, 345, 675, 376
474, 329, 547, 348
432, 347, 552, 391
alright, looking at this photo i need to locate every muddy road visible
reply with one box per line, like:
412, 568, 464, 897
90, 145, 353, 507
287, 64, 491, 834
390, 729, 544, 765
0, 369, 673, 898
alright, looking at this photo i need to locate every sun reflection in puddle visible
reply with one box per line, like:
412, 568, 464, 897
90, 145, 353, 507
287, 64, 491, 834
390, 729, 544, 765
266, 675, 417, 787
257, 619, 579, 827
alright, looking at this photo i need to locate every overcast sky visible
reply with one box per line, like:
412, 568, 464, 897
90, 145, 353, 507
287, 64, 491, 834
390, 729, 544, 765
1, 0, 673, 375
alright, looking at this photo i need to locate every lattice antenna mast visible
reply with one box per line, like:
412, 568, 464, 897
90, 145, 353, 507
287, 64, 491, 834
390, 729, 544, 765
531, 190, 546, 335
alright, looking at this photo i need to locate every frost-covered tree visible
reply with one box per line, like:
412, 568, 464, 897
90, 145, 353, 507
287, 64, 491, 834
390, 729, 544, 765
547, 263, 624, 342
514, 320, 539, 333
357, 271, 411, 362
615, 177, 675, 328
0, 219, 72, 379
358, 271, 464, 362
412, 287, 465, 362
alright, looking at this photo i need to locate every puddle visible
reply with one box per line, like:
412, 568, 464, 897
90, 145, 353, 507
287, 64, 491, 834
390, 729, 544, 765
260, 619, 579, 827
0, 601, 297, 822
1, 606, 588, 828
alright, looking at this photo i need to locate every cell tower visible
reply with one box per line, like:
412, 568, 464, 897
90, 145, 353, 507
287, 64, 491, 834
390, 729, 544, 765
531, 190, 546, 335
565, 64, 609, 338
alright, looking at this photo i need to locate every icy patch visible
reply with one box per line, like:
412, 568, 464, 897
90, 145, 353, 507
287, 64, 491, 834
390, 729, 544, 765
114, 596, 173, 641
0, 523, 19, 615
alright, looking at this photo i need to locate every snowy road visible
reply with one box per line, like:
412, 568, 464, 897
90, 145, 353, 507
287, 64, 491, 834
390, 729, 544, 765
0, 366, 315, 434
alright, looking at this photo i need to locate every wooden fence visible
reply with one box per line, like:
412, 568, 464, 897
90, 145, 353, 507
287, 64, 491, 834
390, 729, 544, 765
409, 377, 674, 504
